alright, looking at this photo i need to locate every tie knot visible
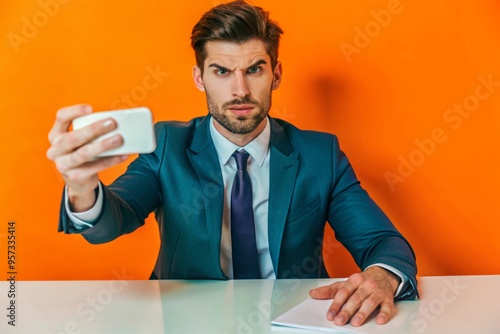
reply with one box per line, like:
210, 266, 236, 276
232, 150, 250, 171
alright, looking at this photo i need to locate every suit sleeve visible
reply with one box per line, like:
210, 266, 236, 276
326, 136, 419, 300
58, 123, 166, 244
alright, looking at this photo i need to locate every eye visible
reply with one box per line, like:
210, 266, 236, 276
216, 68, 228, 76
247, 66, 262, 74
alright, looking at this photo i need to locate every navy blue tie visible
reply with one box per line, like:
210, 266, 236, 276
231, 150, 260, 279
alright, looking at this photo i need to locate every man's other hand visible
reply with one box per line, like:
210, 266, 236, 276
309, 266, 399, 327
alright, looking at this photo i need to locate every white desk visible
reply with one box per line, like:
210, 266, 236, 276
1, 275, 499, 333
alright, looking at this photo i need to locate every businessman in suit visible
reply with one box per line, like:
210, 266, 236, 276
47, 0, 417, 327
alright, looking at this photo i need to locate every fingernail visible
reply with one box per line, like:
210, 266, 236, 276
335, 315, 345, 325
120, 155, 128, 161
351, 316, 361, 326
103, 119, 114, 128
327, 310, 335, 320
83, 105, 92, 113
110, 135, 121, 144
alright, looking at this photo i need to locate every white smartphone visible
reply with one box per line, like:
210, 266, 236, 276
72, 107, 156, 157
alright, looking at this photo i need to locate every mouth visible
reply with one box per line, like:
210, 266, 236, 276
226, 104, 255, 117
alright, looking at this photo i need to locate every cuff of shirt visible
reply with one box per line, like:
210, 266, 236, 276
365, 263, 408, 298
65, 182, 103, 230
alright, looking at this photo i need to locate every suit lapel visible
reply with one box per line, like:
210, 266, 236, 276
185, 117, 299, 278
186, 116, 226, 278
268, 118, 300, 275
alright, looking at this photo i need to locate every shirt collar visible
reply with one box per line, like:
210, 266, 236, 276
209, 116, 271, 167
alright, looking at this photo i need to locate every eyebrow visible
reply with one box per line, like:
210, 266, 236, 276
208, 59, 268, 72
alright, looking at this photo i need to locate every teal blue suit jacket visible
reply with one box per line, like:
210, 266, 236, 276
59, 116, 418, 299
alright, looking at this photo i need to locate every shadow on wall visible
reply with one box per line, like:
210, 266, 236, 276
300, 63, 453, 277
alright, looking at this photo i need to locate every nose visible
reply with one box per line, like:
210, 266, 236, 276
231, 71, 250, 98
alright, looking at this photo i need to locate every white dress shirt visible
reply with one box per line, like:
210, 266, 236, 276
209, 117, 274, 279
66, 117, 407, 294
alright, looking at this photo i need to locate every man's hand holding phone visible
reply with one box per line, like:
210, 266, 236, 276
46, 104, 155, 213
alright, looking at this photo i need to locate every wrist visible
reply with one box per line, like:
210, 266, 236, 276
67, 186, 98, 212
365, 266, 401, 294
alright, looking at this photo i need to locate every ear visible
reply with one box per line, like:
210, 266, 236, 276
192, 66, 205, 91
272, 61, 283, 90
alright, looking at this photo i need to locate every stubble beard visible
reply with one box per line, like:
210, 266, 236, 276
207, 93, 272, 135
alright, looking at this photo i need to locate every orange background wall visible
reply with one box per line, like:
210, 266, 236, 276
1, 0, 499, 281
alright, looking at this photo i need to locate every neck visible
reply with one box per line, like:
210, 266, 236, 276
212, 118, 267, 147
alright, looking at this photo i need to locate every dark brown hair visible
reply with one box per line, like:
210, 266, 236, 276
190, 0, 283, 73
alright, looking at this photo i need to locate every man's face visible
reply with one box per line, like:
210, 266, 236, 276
193, 39, 282, 138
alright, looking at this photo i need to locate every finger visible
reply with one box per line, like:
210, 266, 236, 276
54, 134, 124, 173
309, 283, 341, 300
63, 154, 129, 188
332, 289, 371, 325
47, 118, 118, 161
326, 274, 363, 321
48, 104, 92, 143
375, 299, 394, 325
346, 291, 383, 327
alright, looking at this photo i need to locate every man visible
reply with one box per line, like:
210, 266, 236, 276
47, 0, 418, 327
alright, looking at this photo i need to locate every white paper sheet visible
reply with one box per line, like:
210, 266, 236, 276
271, 298, 365, 333
271, 296, 422, 334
